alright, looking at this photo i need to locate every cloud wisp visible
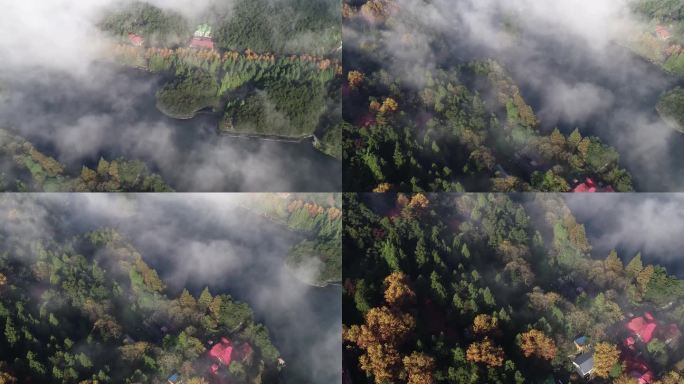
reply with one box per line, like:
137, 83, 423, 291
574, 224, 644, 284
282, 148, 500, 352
0, 193, 342, 384
0, 0, 341, 191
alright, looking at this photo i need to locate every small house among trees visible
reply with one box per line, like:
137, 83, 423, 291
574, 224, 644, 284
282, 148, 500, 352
574, 336, 590, 353
656, 25, 672, 41
572, 351, 594, 378
190, 24, 214, 50
167, 373, 181, 384
572, 177, 614, 192
128, 33, 144, 47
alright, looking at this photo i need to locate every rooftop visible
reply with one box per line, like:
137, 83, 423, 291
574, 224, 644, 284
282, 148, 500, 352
572, 177, 614, 193
209, 337, 233, 367
572, 351, 594, 377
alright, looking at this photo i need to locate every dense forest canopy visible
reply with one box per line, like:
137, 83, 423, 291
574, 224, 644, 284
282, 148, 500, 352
0, 128, 172, 192
656, 88, 684, 133
100, 0, 342, 157
627, 0, 684, 75
242, 193, 342, 287
343, 193, 684, 384
342, 1, 632, 191
0, 224, 281, 383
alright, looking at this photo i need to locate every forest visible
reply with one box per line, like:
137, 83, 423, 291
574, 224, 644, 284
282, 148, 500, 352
656, 88, 684, 133
343, 193, 684, 384
620, 0, 684, 75
0, 128, 171, 192
101, 0, 342, 158
0, 224, 281, 383
342, 1, 633, 192
241, 193, 342, 287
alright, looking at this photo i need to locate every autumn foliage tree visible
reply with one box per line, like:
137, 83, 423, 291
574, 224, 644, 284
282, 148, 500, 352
653, 371, 684, 384
472, 314, 498, 335
348, 70, 365, 89
373, 183, 392, 193
613, 374, 638, 384
466, 338, 505, 367
384, 272, 416, 307
593, 342, 621, 378
517, 329, 557, 360
407, 193, 429, 210
344, 306, 416, 384
402, 352, 435, 384
379, 97, 399, 113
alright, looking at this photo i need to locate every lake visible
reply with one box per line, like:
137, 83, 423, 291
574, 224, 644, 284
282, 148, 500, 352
0, 65, 341, 192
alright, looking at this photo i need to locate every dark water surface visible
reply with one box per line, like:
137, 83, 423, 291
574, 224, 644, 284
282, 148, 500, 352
0, 65, 341, 191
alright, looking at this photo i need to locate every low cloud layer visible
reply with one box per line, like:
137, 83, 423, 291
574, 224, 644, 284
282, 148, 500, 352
0, 0, 340, 191
564, 194, 684, 276
0, 194, 341, 384
345, 0, 684, 190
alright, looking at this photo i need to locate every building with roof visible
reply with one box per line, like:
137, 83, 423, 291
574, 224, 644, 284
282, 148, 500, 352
190, 37, 214, 50
194, 24, 212, 38
626, 314, 657, 343
167, 373, 181, 384
656, 25, 672, 41
209, 337, 234, 368
190, 24, 215, 50
128, 33, 144, 47
624, 353, 653, 384
572, 177, 614, 193
572, 351, 594, 378
574, 336, 590, 353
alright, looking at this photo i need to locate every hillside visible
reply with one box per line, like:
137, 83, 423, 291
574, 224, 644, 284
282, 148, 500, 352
241, 193, 342, 287
626, 0, 684, 76
342, 1, 632, 191
0, 128, 172, 192
343, 193, 684, 384
0, 226, 280, 383
101, 0, 342, 158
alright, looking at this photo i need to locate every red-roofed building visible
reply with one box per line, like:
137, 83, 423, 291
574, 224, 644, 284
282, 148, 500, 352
656, 25, 672, 40
627, 315, 657, 343
190, 37, 214, 50
128, 33, 144, 47
638, 371, 654, 384
209, 337, 234, 368
624, 336, 636, 350
624, 353, 654, 384
572, 178, 614, 193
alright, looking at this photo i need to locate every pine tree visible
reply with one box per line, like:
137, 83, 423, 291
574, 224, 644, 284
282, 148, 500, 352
4, 318, 18, 346
605, 249, 623, 274
96, 158, 109, 176
179, 289, 196, 308
568, 128, 582, 148
209, 296, 222, 319
626, 253, 643, 279
637, 265, 655, 293
550, 128, 566, 148
198, 287, 213, 310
